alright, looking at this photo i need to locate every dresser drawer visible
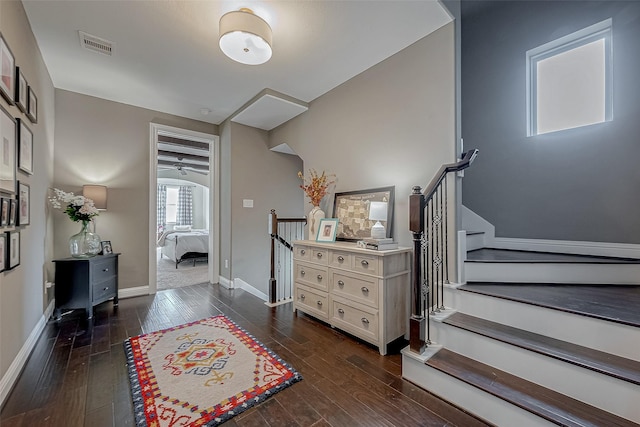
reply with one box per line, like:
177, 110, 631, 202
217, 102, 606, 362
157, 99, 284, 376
92, 277, 117, 303
295, 263, 328, 291
329, 250, 351, 269
353, 254, 379, 276
91, 257, 116, 283
331, 271, 378, 309
331, 297, 379, 342
294, 245, 311, 261
295, 284, 328, 320
310, 248, 329, 265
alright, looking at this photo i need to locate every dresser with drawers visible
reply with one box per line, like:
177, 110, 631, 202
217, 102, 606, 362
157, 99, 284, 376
293, 240, 411, 355
53, 253, 120, 319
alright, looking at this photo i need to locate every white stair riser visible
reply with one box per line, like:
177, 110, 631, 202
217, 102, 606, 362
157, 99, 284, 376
465, 262, 640, 284
402, 353, 557, 427
434, 323, 640, 422
466, 233, 485, 251
444, 286, 640, 362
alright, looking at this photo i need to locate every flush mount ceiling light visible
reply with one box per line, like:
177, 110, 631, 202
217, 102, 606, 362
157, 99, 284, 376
219, 8, 272, 65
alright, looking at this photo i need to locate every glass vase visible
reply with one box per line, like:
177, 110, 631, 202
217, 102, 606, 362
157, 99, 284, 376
69, 220, 101, 258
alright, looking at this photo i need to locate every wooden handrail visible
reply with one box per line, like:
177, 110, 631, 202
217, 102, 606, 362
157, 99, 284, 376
422, 149, 479, 202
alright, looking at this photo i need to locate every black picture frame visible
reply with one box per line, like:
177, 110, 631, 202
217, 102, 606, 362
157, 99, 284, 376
332, 186, 395, 241
7, 230, 19, 269
14, 66, 27, 113
101, 240, 113, 254
8, 198, 16, 226
0, 33, 15, 105
17, 181, 29, 226
0, 232, 6, 272
27, 86, 37, 123
17, 119, 33, 175
0, 197, 8, 227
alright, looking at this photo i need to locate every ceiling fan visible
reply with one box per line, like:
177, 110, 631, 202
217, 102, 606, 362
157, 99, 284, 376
158, 163, 208, 176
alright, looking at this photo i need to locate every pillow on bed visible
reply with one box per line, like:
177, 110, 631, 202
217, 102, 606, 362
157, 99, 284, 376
173, 225, 192, 232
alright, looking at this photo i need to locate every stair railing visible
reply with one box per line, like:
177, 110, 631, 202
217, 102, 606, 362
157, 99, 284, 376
269, 209, 307, 305
409, 149, 479, 354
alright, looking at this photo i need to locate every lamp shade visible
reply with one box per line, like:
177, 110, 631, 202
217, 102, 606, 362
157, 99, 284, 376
219, 8, 272, 65
83, 185, 107, 210
369, 202, 388, 222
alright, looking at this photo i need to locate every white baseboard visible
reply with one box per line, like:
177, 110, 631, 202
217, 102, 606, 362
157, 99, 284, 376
0, 299, 55, 407
491, 237, 640, 259
218, 276, 234, 289
118, 286, 150, 299
234, 278, 268, 301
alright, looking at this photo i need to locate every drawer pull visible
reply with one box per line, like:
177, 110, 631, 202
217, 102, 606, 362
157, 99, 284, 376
300, 294, 306, 300
361, 317, 370, 324
337, 280, 345, 287
337, 256, 344, 262
361, 286, 369, 293
301, 270, 306, 276
338, 308, 345, 314
316, 253, 323, 258
103, 287, 109, 291
317, 274, 323, 281
317, 301, 323, 306
361, 260, 369, 266
301, 249, 306, 255
103, 268, 109, 272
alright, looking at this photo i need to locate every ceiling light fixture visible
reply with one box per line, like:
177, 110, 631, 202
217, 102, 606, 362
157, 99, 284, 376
219, 8, 272, 65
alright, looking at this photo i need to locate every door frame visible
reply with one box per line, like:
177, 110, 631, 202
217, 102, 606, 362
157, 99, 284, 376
148, 123, 220, 293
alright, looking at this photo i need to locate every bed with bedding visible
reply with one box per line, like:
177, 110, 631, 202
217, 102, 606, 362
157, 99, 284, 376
157, 229, 209, 268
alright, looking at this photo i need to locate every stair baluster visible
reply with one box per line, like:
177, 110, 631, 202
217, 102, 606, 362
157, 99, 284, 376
269, 209, 306, 304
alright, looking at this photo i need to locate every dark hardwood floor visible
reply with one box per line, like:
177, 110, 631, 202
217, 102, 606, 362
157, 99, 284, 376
0, 283, 489, 427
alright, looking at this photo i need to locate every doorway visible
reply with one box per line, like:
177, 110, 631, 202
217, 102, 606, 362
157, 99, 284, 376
148, 124, 220, 293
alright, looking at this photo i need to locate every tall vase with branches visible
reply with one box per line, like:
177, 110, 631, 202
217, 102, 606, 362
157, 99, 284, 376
298, 169, 336, 239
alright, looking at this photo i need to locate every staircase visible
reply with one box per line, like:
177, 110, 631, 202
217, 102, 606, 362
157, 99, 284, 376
403, 245, 640, 426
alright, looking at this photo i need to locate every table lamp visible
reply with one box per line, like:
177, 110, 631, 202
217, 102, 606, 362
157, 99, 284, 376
369, 201, 388, 239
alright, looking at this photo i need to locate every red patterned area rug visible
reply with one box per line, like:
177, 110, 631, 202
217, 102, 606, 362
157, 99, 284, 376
124, 315, 302, 426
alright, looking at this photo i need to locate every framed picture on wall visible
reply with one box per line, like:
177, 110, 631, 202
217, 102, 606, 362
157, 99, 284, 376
27, 86, 37, 124
0, 104, 16, 194
14, 66, 27, 113
0, 33, 15, 105
0, 197, 8, 227
332, 186, 395, 241
17, 119, 33, 175
17, 181, 29, 226
0, 232, 6, 272
7, 230, 19, 269
8, 198, 16, 227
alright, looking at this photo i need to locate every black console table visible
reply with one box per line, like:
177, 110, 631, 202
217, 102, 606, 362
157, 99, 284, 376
53, 253, 120, 319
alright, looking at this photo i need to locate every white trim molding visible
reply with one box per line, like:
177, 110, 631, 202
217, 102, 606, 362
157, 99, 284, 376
118, 286, 150, 299
0, 300, 55, 407
218, 276, 234, 289
491, 237, 640, 259
234, 278, 268, 301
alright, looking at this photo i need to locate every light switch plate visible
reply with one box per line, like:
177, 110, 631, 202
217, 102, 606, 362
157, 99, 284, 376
243, 199, 254, 208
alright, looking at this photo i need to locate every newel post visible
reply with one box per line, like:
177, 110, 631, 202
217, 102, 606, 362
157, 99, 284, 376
269, 209, 278, 304
409, 186, 426, 354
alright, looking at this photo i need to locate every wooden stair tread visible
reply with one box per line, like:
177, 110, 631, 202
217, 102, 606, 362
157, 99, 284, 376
460, 283, 640, 328
466, 248, 640, 264
427, 348, 638, 427
444, 312, 640, 385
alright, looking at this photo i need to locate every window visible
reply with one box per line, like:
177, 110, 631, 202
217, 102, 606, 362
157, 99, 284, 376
527, 19, 612, 136
165, 187, 179, 223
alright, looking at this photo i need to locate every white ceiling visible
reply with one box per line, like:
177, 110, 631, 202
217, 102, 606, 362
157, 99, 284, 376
22, 1, 452, 128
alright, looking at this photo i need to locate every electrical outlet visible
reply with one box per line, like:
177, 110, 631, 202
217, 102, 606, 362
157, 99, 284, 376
225, 259, 229, 268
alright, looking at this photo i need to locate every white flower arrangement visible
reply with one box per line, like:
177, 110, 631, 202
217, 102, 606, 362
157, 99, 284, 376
49, 188, 99, 222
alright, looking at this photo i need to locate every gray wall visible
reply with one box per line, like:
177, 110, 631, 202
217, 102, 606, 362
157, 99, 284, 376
0, 0, 55, 385
461, 1, 640, 243
54, 90, 217, 290
270, 23, 457, 249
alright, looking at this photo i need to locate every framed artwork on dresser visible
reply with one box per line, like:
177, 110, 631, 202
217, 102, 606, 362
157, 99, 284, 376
316, 218, 338, 242
332, 186, 394, 241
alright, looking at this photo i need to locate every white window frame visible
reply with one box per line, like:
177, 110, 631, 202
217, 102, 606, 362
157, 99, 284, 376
526, 18, 613, 136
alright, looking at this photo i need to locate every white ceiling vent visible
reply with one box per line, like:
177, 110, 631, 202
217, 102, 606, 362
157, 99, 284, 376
79, 31, 114, 56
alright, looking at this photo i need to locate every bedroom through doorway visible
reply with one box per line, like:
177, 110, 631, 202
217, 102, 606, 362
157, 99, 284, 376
149, 124, 220, 293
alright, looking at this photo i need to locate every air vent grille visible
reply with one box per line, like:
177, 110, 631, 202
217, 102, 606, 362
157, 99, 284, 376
79, 31, 114, 56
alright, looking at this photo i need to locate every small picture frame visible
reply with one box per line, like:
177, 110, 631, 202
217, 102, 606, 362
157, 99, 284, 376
0, 33, 15, 105
0, 103, 16, 195
7, 230, 19, 269
14, 67, 27, 113
17, 119, 33, 175
0, 232, 5, 272
8, 198, 16, 226
27, 86, 37, 123
0, 198, 8, 227
101, 240, 113, 254
316, 218, 339, 242
17, 181, 29, 226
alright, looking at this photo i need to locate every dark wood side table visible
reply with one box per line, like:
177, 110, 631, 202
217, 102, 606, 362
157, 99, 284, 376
53, 253, 120, 319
